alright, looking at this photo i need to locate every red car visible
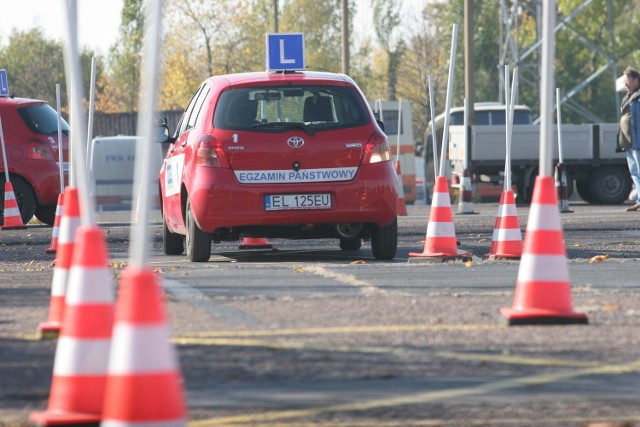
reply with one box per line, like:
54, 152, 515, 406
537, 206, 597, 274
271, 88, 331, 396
0, 97, 69, 225
159, 71, 398, 262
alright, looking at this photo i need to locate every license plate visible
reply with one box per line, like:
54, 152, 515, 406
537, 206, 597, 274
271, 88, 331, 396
265, 193, 332, 211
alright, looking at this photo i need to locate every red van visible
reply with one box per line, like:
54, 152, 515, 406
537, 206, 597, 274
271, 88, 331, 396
0, 97, 69, 225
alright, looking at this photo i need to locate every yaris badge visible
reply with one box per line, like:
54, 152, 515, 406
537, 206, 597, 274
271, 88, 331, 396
287, 136, 305, 148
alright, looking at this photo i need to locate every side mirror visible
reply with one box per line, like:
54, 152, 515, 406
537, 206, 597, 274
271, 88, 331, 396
376, 119, 385, 133
154, 117, 175, 144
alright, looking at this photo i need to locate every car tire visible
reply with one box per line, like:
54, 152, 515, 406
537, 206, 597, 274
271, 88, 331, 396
371, 217, 397, 260
0, 177, 36, 226
186, 199, 211, 262
163, 209, 184, 255
35, 202, 57, 226
339, 237, 361, 251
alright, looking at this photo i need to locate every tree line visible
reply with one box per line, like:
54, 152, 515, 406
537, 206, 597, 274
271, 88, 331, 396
1, 0, 639, 147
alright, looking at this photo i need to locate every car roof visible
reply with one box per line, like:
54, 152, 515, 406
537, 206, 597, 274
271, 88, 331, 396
205, 71, 356, 88
431, 102, 531, 123
0, 96, 47, 107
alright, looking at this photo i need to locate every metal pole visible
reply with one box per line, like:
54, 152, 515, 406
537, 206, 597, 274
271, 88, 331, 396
341, 0, 349, 75
86, 56, 97, 197
428, 75, 438, 178
129, 0, 164, 267
539, 0, 555, 177
396, 98, 402, 160
273, 0, 278, 32
56, 84, 64, 193
464, 0, 475, 125
61, 0, 94, 226
438, 24, 459, 178
504, 65, 510, 191
556, 87, 564, 164
507, 68, 518, 191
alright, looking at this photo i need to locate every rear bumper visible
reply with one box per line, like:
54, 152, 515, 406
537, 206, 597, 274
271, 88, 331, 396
188, 163, 398, 232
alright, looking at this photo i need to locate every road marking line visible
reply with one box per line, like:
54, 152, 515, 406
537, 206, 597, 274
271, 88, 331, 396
299, 265, 383, 295
180, 323, 501, 338
187, 359, 640, 426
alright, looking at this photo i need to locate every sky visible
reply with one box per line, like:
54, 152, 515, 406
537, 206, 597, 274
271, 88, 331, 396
0, 0, 427, 55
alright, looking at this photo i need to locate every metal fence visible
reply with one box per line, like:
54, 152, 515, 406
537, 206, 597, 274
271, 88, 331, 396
92, 110, 183, 138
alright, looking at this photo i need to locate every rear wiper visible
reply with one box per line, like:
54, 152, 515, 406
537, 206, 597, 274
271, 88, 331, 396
250, 121, 315, 136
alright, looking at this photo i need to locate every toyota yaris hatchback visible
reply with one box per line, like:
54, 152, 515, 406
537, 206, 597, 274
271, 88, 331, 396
159, 71, 398, 262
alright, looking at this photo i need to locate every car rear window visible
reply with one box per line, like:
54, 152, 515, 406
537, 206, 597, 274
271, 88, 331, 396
214, 85, 370, 132
17, 104, 70, 135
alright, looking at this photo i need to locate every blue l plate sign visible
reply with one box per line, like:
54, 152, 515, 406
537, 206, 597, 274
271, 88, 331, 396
266, 33, 305, 72
0, 69, 9, 97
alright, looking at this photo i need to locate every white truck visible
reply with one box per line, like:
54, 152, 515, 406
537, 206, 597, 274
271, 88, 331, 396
445, 104, 630, 204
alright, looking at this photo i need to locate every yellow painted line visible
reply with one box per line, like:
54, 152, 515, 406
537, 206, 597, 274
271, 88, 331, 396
180, 323, 503, 338
188, 359, 640, 426
298, 265, 382, 295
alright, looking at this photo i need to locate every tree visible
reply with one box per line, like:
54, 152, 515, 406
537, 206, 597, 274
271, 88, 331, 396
98, 0, 145, 112
371, 0, 405, 101
0, 28, 101, 113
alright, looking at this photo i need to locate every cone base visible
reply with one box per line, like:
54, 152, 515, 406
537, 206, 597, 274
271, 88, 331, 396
2, 224, 27, 230
239, 238, 273, 249
485, 253, 521, 260
38, 322, 61, 339
29, 410, 100, 426
408, 249, 472, 263
559, 209, 574, 213
500, 308, 588, 325
45, 247, 57, 254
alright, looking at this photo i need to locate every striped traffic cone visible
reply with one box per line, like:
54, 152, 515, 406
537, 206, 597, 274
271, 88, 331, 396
45, 193, 64, 254
39, 187, 81, 339
30, 226, 115, 426
457, 168, 476, 214
239, 237, 273, 249
1, 181, 27, 230
101, 266, 187, 427
555, 163, 573, 213
395, 159, 407, 216
409, 176, 471, 259
500, 175, 588, 325
485, 189, 522, 259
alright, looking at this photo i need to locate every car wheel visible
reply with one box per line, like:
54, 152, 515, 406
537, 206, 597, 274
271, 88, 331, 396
0, 177, 36, 225
163, 209, 184, 255
588, 166, 632, 204
371, 217, 397, 260
575, 180, 594, 203
186, 199, 210, 262
339, 237, 361, 251
35, 202, 57, 226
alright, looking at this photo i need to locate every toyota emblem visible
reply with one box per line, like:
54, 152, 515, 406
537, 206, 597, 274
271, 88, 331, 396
287, 136, 305, 149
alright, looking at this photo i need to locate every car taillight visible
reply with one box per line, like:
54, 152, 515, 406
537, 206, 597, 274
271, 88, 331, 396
363, 130, 391, 164
195, 135, 228, 168
27, 140, 54, 161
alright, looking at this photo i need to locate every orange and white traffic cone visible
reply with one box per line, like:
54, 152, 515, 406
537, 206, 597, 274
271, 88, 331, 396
555, 163, 573, 213
500, 175, 588, 325
39, 187, 81, 339
239, 237, 273, 249
30, 225, 115, 426
1, 181, 27, 230
457, 168, 476, 214
101, 266, 187, 426
395, 159, 407, 216
486, 189, 522, 259
45, 193, 64, 254
409, 176, 471, 259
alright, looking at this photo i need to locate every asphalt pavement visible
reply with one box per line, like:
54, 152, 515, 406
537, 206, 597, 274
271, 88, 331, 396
2, 201, 640, 426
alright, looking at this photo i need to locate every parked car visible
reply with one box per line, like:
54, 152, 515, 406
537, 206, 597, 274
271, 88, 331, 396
0, 97, 69, 225
158, 71, 398, 262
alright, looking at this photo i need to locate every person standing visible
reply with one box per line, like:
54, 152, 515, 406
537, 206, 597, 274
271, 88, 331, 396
618, 66, 640, 211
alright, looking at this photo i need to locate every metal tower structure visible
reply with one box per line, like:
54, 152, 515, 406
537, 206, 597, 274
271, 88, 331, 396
498, 0, 619, 123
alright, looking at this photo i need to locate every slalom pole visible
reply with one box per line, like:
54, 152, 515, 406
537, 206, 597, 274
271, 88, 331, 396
506, 67, 518, 192
61, 0, 95, 226
428, 74, 438, 177
396, 98, 402, 161
55, 84, 64, 193
437, 23, 459, 178
555, 88, 564, 165
504, 65, 511, 191
129, 0, 164, 267
539, 3, 554, 178
86, 56, 97, 198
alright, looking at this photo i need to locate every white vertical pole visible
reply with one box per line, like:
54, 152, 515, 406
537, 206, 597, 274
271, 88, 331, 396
555, 88, 564, 164
86, 56, 97, 196
61, 0, 94, 226
504, 65, 510, 191
438, 23, 459, 177
428, 74, 438, 177
506, 68, 518, 191
129, 0, 164, 267
396, 98, 402, 160
462, 98, 468, 171
56, 84, 64, 193
0, 115, 9, 182
539, 0, 555, 177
